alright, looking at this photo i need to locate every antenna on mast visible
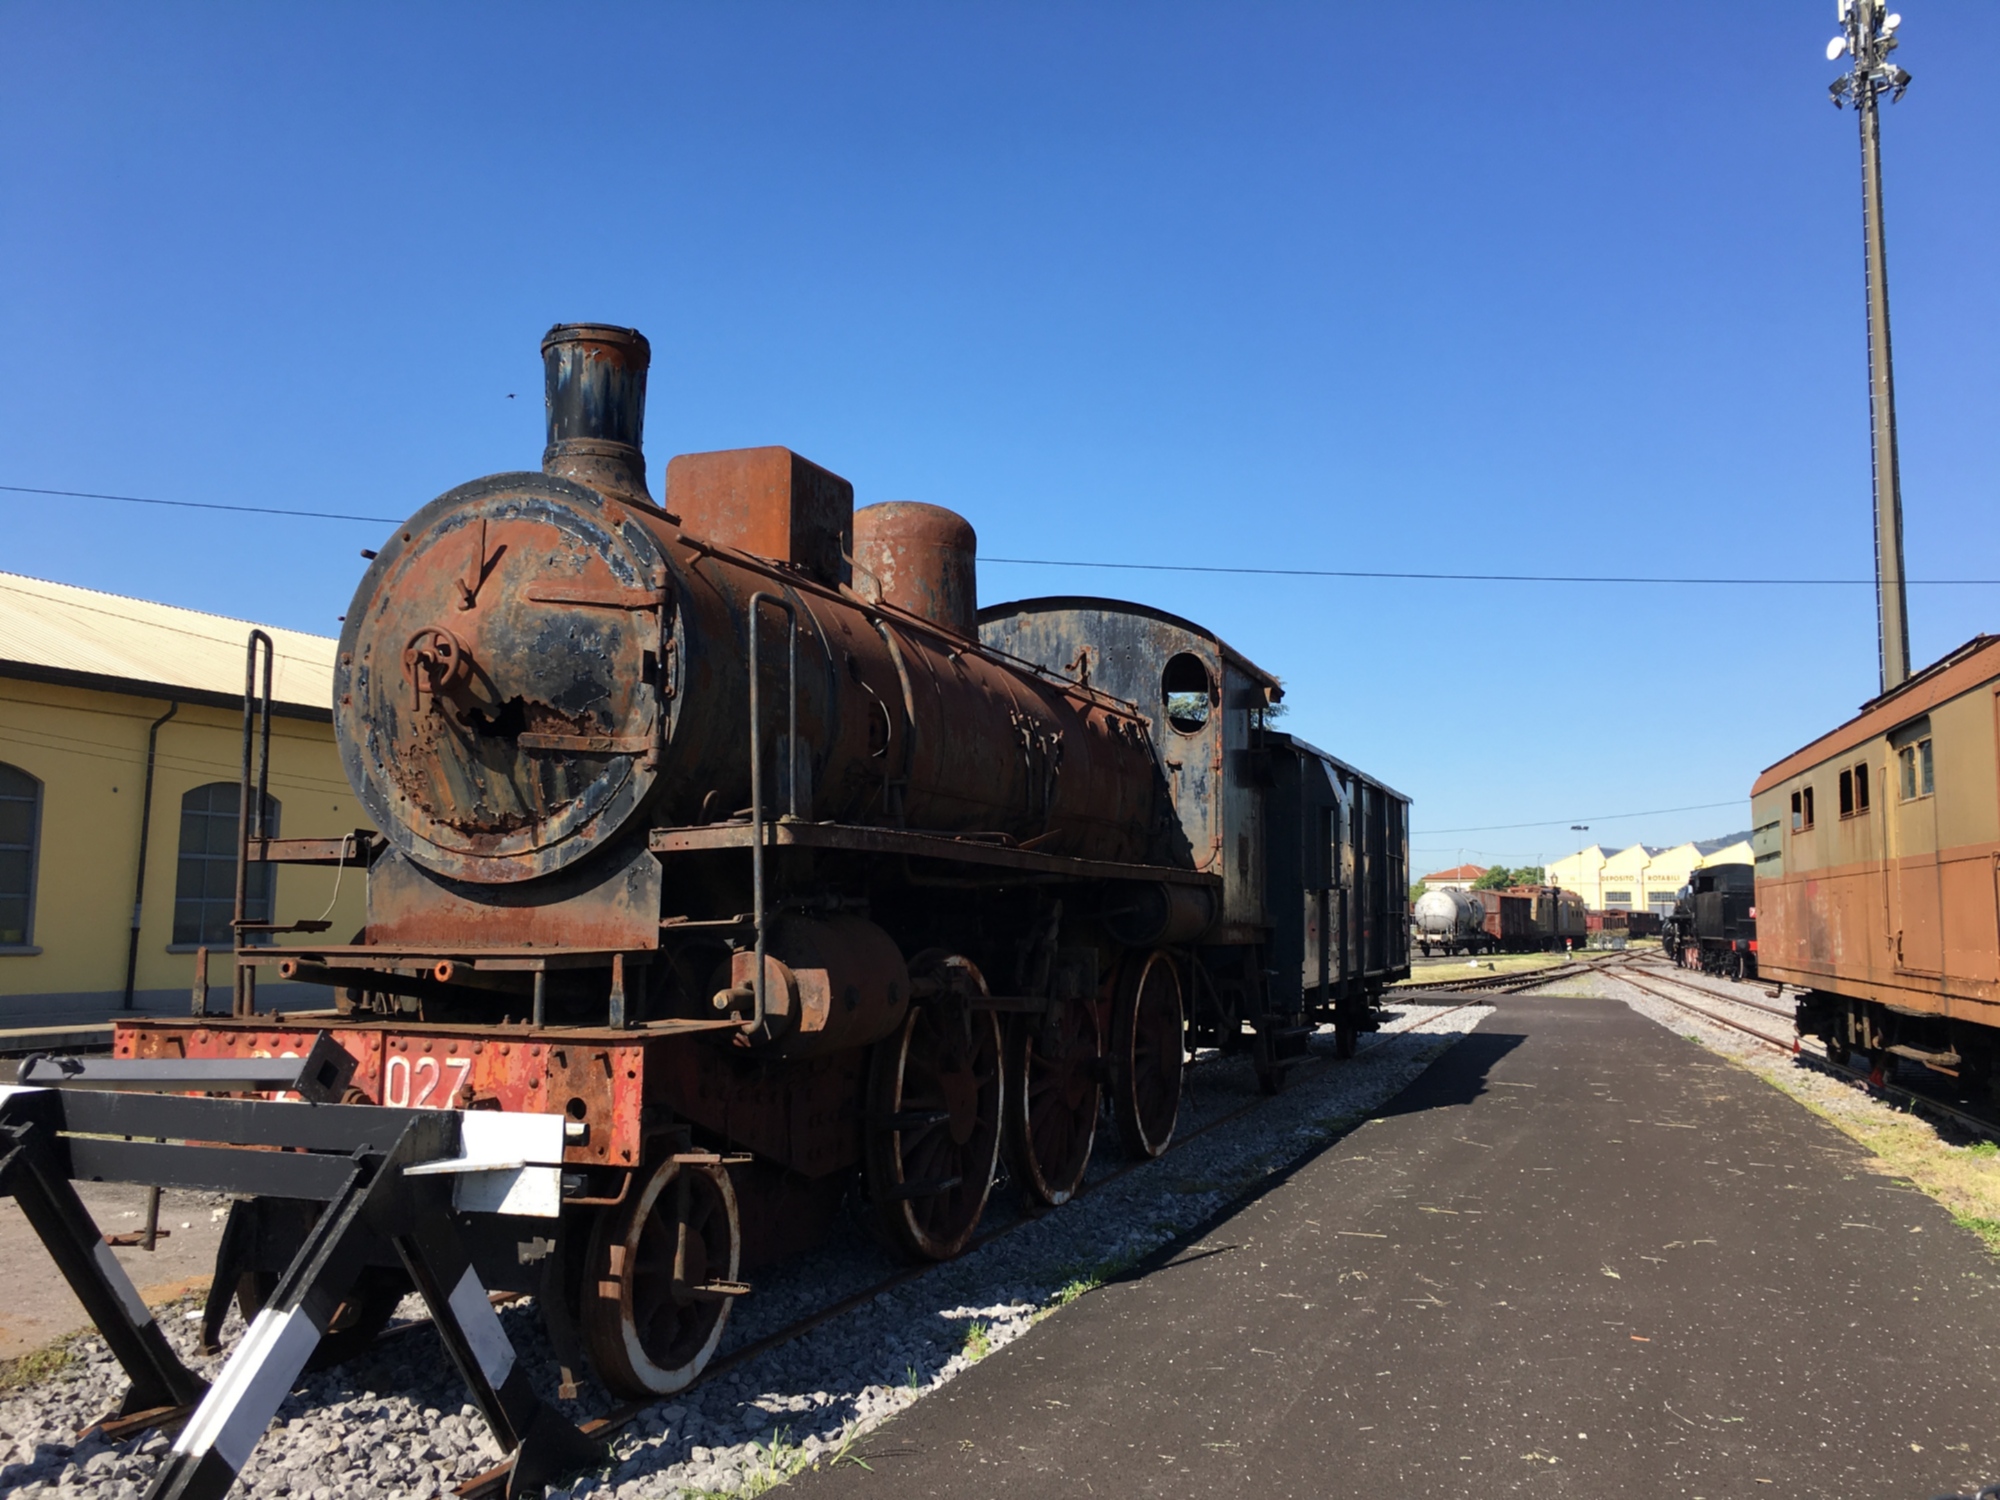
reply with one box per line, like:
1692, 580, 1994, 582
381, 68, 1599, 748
1827, 0, 1914, 693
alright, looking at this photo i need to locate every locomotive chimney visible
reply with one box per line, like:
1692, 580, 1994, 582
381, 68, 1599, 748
540, 323, 653, 505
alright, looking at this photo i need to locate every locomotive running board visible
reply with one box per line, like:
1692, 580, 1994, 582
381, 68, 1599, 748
0, 1072, 602, 1500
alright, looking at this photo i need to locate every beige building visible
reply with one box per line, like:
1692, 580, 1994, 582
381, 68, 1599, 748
0, 572, 364, 1030
1546, 834, 1752, 915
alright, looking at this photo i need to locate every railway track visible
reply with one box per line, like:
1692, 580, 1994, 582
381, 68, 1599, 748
1605, 956, 2000, 1146
1396, 949, 1627, 996
454, 989, 1507, 1496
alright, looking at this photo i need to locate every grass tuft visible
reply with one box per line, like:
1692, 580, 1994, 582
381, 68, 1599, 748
684, 1422, 875, 1497
0, 1339, 74, 1393
961, 1321, 992, 1362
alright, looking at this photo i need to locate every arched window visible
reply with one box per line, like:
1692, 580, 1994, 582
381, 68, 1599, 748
173, 783, 279, 947
0, 762, 41, 949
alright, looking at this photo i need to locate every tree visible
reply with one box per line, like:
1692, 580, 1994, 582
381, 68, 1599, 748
1473, 865, 1546, 890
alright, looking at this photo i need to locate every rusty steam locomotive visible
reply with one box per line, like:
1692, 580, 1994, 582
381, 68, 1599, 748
97, 323, 1408, 1413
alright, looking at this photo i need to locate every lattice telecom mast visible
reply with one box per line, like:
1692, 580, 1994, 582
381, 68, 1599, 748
1827, 0, 1914, 693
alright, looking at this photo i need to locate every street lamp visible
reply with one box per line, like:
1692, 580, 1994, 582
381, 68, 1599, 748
1827, 1, 1914, 694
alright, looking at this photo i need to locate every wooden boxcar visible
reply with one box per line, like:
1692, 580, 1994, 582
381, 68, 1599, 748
1753, 635, 2000, 1082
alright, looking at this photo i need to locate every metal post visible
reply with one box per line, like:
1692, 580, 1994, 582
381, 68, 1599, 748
744, 592, 799, 1035
1828, 0, 1914, 693
235, 632, 275, 1017
123, 701, 178, 1011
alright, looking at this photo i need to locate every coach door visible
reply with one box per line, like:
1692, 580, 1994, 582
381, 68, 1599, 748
1888, 717, 1943, 977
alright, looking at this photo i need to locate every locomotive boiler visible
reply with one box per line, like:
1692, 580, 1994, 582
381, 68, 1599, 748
105, 323, 1412, 1412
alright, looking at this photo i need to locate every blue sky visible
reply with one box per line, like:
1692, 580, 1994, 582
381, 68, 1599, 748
3, 3, 1995, 873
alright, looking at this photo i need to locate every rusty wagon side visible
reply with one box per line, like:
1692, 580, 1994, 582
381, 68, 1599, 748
1752, 634, 2000, 1083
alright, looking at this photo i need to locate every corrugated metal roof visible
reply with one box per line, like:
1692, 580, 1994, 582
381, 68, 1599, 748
0, 571, 335, 711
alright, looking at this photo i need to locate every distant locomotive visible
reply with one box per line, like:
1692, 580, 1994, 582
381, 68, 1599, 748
1663, 861, 1757, 980
1755, 636, 2000, 1088
112, 323, 1412, 1401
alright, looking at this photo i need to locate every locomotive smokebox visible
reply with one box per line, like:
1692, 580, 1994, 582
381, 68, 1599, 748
541, 323, 652, 504
853, 502, 978, 638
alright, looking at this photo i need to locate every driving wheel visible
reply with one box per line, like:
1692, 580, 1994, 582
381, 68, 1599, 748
1111, 949, 1185, 1159
1008, 995, 1102, 1206
866, 956, 1005, 1261
581, 1154, 742, 1397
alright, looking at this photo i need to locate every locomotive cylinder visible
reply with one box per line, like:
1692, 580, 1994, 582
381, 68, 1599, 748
724, 916, 910, 1060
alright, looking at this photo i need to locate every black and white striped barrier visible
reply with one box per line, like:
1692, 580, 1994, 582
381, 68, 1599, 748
0, 1046, 602, 1500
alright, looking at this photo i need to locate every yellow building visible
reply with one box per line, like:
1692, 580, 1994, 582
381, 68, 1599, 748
1546, 834, 1752, 915
0, 572, 365, 1029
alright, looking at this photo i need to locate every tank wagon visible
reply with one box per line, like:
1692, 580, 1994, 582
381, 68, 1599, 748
1754, 635, 2000, 1088
1412, 888, 1492, 956
1413, 885, 1580, 957
11, 323, 1411, 1485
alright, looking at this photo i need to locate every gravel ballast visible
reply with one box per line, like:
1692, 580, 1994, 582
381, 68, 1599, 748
0, 1001, 1488, 1499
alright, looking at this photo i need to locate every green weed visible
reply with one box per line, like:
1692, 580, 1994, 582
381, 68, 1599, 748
961, 1321, 992, 1362
1952, 1213, 2000, 1254
0, 1339, 74, 1393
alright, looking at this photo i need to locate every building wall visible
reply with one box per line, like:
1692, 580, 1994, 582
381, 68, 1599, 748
1546, 843, 1703, 913
1546, 847, 1608, 906
0, 676, 366, 1025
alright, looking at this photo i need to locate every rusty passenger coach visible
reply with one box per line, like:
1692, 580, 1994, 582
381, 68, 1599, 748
4, 321, 1410, 1491
1754, 635, 2000, 1087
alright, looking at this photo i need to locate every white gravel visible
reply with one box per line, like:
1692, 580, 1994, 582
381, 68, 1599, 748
0, 1000, 1489, 1499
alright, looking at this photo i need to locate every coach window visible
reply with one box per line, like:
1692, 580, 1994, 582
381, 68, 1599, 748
1839, 764, 1869, 817
1898, 739, 1934, 801
0, 762, 41, 951
1162, 652, 1213, 734
1791, 787, 1815, 831
172, 783, 279, 948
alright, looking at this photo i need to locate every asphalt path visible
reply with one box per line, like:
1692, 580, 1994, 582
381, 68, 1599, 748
791, 990, 2000, 1499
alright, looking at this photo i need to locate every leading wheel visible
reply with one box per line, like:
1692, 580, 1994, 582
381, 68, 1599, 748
582, 1154, 741, 1398
240, 1266, 407, 1372
866, 959, 1005, 1261
1009, 996, 1102, 1206
1111, 950, 1185, 1159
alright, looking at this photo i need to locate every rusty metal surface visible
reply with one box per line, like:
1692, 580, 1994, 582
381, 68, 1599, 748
335, 473, 672, 883
540, 324, 654, 505
665, 447, 853, 590
647, 820, 1218, 885
853, 502, 978, 639
724, 915, 910, 1060
363, 841, 663, 952
117, 1018, 645, 1169
647, 1042, 866, 1179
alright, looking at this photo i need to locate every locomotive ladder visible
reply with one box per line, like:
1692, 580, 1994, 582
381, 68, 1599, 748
0, 1042, 602, 1500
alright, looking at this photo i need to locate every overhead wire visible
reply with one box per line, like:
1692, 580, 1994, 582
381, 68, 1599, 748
1413, 798, 1748, 835
5, 483, 1997, 588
